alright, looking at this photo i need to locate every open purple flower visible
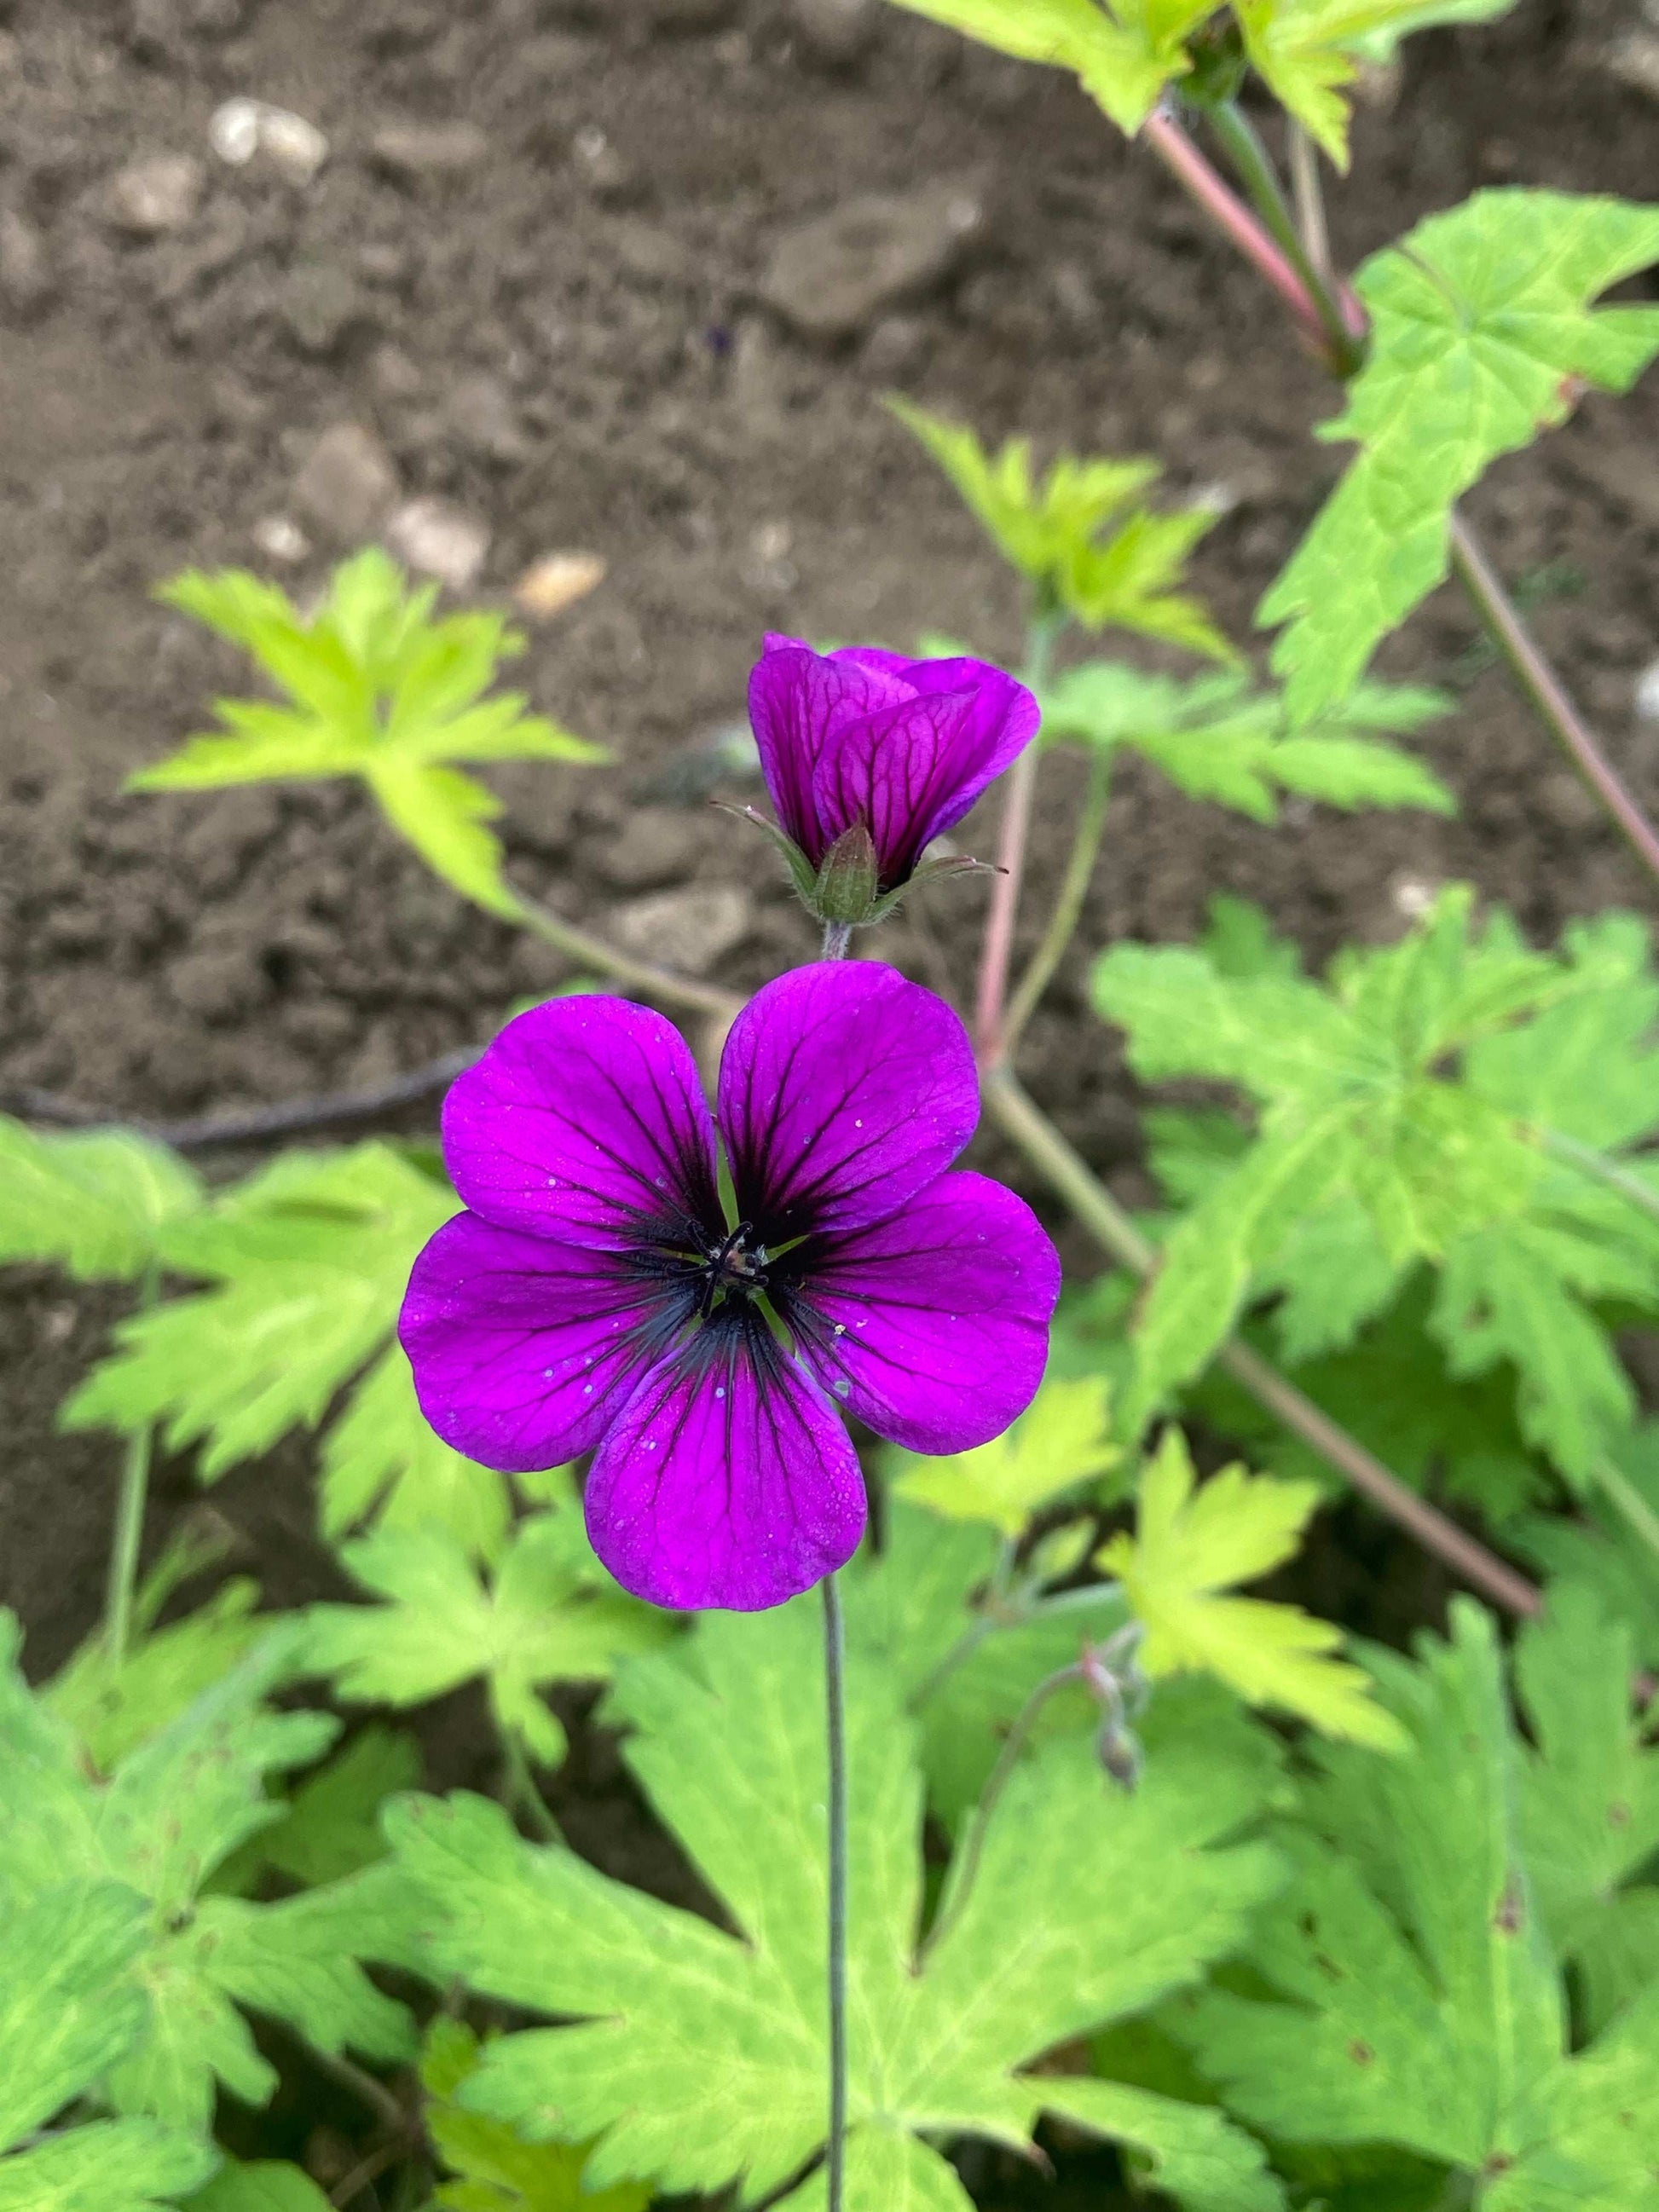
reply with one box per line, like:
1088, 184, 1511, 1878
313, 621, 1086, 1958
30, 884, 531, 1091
401, 962, 1060, 1612
746, 637, 1041, 923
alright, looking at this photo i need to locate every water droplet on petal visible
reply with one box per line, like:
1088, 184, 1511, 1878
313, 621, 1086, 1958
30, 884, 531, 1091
832, 1377, 851, 1399
714, 1386, 726, 1400
582, 1383, 593, 1395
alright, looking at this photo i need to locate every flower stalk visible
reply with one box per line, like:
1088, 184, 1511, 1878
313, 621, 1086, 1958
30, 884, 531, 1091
105, 1265, 159, 1666
1201, 101, 1365, 375
974, 615, 1062, 1065
822, 1574, 849, 2212
1002, 752, 1113, 1055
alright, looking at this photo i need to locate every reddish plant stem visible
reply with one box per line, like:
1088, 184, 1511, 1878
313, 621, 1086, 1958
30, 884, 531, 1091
1140, 105, 1328, 349
1448, 513, 1659, 889
974, 745, 1040, 1066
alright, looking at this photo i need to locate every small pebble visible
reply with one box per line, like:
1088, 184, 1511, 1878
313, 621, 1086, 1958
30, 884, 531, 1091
292, 422, 400, 543
106, 152, 205, 235
384, 497, 491, 590
370, 120, 490, 182
209, 97, 330, 184
514, 552, 607, 621
251, 514, 309, 563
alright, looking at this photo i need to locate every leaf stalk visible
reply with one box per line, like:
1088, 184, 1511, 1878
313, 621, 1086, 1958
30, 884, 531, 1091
822, 1573, 848, 2212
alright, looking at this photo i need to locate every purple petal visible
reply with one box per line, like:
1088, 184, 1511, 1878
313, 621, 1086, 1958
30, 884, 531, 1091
440, 996, 719, 1251
400, 1213, 673, 1472
718, 962, 979, 1241
584, 1309, 867, 1610
811, 684, 981, 885
789, 1171, 1061, 1453
748, 638, 912, 864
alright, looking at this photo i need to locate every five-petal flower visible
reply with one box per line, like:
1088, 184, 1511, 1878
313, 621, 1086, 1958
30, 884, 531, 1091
401, 962, 1060, 1612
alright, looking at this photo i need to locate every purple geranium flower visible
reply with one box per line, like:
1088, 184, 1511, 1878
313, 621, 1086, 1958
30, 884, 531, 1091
748, 637, 1041, 914
401, 962, 1060, 1612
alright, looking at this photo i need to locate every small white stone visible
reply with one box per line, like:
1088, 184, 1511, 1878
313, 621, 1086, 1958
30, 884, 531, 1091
1391, 873, 1440, 921
209, 98, 329, 184
106, 152, 205, 236
384, 497, 491, 592
1636, 658, 1659, 725
251, 514, 309, 563
514, 551, 607, 622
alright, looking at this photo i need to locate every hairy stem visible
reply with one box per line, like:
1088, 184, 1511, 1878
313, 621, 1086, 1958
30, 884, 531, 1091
1542, 1126, 1659, 1232
1596, 1453, 1659, 1567
1140, 105, 1328, 348
500, 1733, 564, 1846
979, 1063, 1544, 1618
105, 1267, 159, 1665
822, 1573, 848, 2212
1447, 515, 1659, 888
821, 921, 853, 961
1003, 752, 1113, 1055
975, 617, 1061, 1063
1204, 101, 1362, 373
513, 890, 745, 1019
922, 1663, 1084, 1963
908, 1579, 1126, 1712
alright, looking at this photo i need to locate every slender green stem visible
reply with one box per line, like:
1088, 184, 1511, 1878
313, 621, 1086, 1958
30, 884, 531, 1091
978, 1062, 1544, 1619
500, 1733, 564, 1846
822, 1573, 848, 2212
1287, 121, 1331, 281
105, 1266, 159, 1666
309, 2047, 407, 2134
907, 1578, 1126, 1712
1141, 105, 1328, 344
1447, 516, 1659, 889
907, 1616, 997, 1713
1542, 1126, 1659, 1232
1203, 102, 1363, 374
513, 892, 743, 1020
1596, 1454, 1659, 1567
1003, 752, 1113, 1055
922, 1662, 1084, 1963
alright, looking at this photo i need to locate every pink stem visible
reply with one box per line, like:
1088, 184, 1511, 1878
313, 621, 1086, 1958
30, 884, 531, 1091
1141, 106, 1327, 348
974, 745, 1039, 1066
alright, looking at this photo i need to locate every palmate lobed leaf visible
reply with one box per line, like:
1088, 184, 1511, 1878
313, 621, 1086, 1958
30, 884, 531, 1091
0, 1120, 203, 1282
63, 1142, 512, 1556
299, 1494, 671, 1767
1172, 1602, 1659, 2207
133, 550, 603, 917
1264, 190, 1659, 723
1099, 1430, 1404, 1747
877, 0, 1216, 132
889, 1374, 1120, 1535
421, 2022, 650, 2212
384, 1591, 1284, 2210
0, 1619, 415, 2130
1042, 661, 1454, 823
1094, 889, 1659, 1482
889, 400, 1234, 658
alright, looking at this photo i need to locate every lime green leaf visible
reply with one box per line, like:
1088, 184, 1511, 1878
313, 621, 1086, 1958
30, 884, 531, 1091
188, 2164, 332, 2212
383, 1591, 1280, 2207
64, 1143, 510, 1552
890, 1377, 1119, 1536
0, 1121, 201, 1282
0, 1882, 152, 2147
1099, 1430, 1404, 1747
1232, 0, 1515, 167
889, 401, 1231, 656
880, 0, 1217, 131
216, 1727, 423, 1897
1264, 191, 1659, 722
1043, 663, 1454, 822
1176, 1603, 1659, 2203
1514, 1584, 1659, 2038
301, 1502, 670, 1767
1038, 2077, 1282, 2212
0, 1620, 415, 2129
48, 1580, 267, 1773
0, 2123, 216, 2212
321, 1345, 512, 1564
421, 2022, 650, 2212
134, 550, 604, 915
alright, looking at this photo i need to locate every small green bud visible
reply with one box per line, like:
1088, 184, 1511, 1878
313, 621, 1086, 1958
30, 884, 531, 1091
811, 823, 881, 927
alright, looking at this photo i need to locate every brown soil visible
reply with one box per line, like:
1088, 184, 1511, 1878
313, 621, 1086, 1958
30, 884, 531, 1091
1, 0, 1656, 2192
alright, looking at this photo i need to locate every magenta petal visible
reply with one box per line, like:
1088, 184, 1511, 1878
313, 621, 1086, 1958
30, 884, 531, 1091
718, 962, 980, 1240
440, 996, 719, 1251
400, 1214, 667, 1472
748, 638, 912, 863
584, 1311, 867, 1610
792, 1171, 1061, 1454
811, 685, 978, 884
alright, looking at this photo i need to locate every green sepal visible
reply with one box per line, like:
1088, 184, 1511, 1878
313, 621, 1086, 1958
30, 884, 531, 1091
866, 854, 999, 925
811, 823, 882, 926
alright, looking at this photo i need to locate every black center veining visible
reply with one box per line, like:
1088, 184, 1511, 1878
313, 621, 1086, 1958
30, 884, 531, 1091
694, 1221, 770, 1319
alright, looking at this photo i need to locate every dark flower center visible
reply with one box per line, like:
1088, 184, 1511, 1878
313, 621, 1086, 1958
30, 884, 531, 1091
693, 1220, 770, 1319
